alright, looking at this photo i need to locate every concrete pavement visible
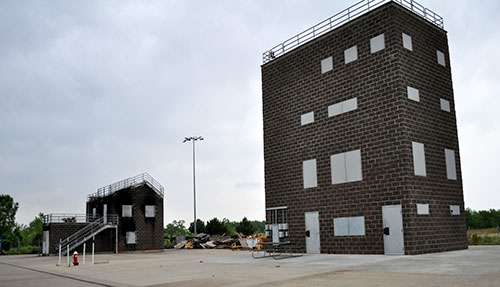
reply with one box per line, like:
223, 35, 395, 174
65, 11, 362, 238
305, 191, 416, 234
1, 246, 499, 286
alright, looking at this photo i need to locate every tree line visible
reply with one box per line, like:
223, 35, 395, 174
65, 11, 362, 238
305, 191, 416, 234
164, 217, 265, 245
0, 194, 44, 254
466, 208, 500, 229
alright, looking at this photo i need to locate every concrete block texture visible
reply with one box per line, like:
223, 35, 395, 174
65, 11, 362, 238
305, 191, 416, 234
86, 184, 164, 252
261, 2, 466, 255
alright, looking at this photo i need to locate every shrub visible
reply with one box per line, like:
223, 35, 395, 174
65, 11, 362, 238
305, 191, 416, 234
482, 236, 500, 245
236, 217, 255, 236
206, 218, 228, 235
6, 249, 20, 255
469, 234, 482, 245
188, 219, 206, 234
164, 238, 171, 248
1, 239, 11, 251
468, 234, 500, 245
19, 245, 33, 254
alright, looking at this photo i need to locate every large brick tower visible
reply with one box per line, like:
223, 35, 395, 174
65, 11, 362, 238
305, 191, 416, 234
261, 1, 467, 255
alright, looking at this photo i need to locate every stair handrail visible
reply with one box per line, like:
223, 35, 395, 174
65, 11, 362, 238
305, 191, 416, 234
57, 214, 118, 251
58, 225, 110, 254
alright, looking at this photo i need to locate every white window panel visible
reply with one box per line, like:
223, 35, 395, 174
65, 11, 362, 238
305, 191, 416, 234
440, 98, 450, 112
412, 142, 426, 176
321, 56, 333, 73
407, 86, 420, 102
126, 231, 136, 244
344, 45, 358, 64
328, 98, 357, 118
303, 159, 318, 188
417, 204, 429, 215
145, 205, 155, 218
122, 205, 132, 217
342, 97, 358, 113
402, 33, 413, 51
334, 216, 365, 236
301, 112, 315, 126
450, 205, 460, 215
328, 102, 343, 117
331, 149, 362, 184
334, 217, 349, 236
445, 149, 457, 180
437, 50, 446, 66
370, 34, 385, 53
345, 149, 362, 182
331, 153, 346, 184
348, 216, 365, 236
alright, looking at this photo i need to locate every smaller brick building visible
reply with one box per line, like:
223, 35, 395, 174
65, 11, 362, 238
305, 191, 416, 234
43, 173, 164, 255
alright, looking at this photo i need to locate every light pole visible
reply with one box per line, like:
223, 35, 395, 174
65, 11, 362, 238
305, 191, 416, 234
183, 136, 203, 235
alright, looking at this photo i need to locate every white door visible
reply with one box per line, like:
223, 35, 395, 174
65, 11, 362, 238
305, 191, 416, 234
271, 224, 279, 243
382, 205, 404, 255
42, 230, 49, 255
305, 211, 320, 254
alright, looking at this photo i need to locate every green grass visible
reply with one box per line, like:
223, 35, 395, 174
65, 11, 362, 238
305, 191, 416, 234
4, 245, 41, 255
468, 228, 500, 245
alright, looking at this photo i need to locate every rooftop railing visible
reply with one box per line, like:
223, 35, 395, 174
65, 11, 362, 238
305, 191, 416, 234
262, 0, 443, 64
43, 213, 99, 224
87, 172, 165, 200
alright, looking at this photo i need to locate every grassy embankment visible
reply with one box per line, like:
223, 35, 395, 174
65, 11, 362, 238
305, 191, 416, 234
468, 228, 500, 245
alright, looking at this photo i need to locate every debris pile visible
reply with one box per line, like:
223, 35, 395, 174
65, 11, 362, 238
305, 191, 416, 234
174, 233, 266, 250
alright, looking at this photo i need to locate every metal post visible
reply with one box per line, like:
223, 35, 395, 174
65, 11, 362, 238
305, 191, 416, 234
58, 242, 61, 266
184, 136, 203, 236
103, 204, 107, 224
115, 224, 118, 254
83, 239, 86, 265
66, 245, 69, 267
193, 139, 197, 236
92, 241, 95, 265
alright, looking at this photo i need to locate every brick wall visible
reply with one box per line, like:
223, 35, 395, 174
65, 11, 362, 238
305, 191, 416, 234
87, 184, 164, 252
45, 223, 88, 254
261, 2, 467, 255
393, 6, 467, 254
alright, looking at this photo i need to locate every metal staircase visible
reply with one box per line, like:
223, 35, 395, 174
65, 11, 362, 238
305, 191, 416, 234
57, 214, 118, 254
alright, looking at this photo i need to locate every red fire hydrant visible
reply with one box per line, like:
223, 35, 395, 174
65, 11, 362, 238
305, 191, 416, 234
73, 251, 79, 266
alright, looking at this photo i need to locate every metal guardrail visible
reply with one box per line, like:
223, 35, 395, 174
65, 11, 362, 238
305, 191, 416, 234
87, 172, 164, 200
262, 0, 444, 64
44, 213, 100, 224
57, 214, 118, 253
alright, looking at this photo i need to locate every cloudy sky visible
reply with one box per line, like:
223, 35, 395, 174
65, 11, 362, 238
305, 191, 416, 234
1, 0, 499, 226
